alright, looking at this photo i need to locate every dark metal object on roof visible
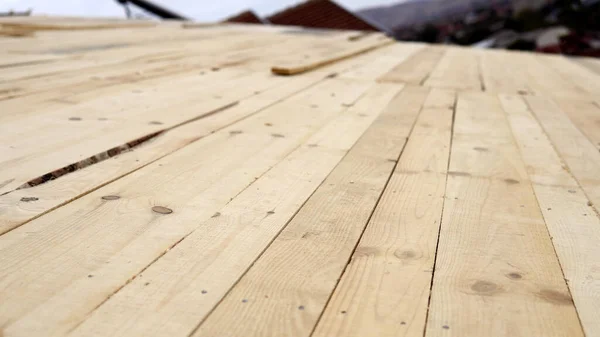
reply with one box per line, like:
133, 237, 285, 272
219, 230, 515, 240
115, 0, 188, 20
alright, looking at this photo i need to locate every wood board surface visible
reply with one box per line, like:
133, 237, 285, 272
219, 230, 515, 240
1, 16, 600, 337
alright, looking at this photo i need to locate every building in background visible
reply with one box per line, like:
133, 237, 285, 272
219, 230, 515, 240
267, 0, 387, 33
223, 10, 267, 24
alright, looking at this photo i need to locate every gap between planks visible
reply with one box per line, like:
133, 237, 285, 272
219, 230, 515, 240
0, 78, 385, 337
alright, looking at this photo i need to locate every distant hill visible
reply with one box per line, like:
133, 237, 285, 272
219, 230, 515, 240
357, 0, 552, 30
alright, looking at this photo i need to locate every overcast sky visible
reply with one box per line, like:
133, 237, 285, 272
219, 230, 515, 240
0, 0, 404, 21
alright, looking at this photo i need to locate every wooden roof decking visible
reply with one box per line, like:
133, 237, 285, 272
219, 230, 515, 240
1, 17, 600, 337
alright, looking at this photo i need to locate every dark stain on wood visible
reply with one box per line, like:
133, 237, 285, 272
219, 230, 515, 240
271, 133, 285, 138
473, 147, 488, 152
394, 249, 418, 260
149, 121, 163, 125
504, 178, 520, 185
20, 197, 39, 202
211, 212, 221, 218
101, 195, 120, 201
69, 117, 82, 121
471, 280, 502, 295
152, 206, 173, 214
229, 130, 243, 135
536, 289, 573, 305
507, 272, 523, 280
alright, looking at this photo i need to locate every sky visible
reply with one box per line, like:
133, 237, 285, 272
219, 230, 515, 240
0, 0, 405, 21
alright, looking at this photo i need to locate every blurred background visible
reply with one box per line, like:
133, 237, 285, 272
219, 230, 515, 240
1, 0, 599, 57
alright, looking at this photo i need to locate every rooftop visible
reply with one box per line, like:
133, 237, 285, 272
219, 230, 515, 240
267, 0, 384, 32
1, 15, 600, 337
223, 10, 266, 24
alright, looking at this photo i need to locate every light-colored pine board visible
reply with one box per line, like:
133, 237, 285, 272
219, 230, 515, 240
538, 54, 600, 99
194, 86, 429, 337
500, 51, 590, 100
573, 57, 600, 75
425, 92, 583, 337
338, 43, 424, 81
271, 34, 394, 75
0, 30, 279, 98
378, 45, 445, 84
0, 74, 323, 235
501, 94, 600, 337
478, 49, 533, 94
554, 99, 600, 152
2, 17, 600, 337
0, 78, 372, 336
0, 35, 416, 198
313, 88, 455, 337
525, 95, 600, 217
423, 47, 482, 91
0, 18, 156, 31
0, 70, 281, 195
66, 83, 405, 337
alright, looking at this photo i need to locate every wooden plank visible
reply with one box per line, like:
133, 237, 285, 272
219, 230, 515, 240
271, 34, 394, 75
378, 45, 445, 84
425, 92, 583, 337
0, 78, 372, 336
525, 95, 600, 217
66, 83, 405, 337
573, 57, 600, 75
554, 99, 600, 151
0, 74, 322, 235
0, 30, 280, 98
423, 47, 482, 91
500, 94, 600, 337
194, 86, 429, 337
538, 54, 600, 99
0, 70, 283, 195
500, 51, 589, 100
338, 43, 424, 81
0, 18, 156, 31
313, 88, 455, 337
479, 49, 533, 95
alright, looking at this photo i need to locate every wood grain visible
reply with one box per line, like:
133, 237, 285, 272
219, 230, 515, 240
425, 92, 583, 337
501, 94, 600, 337
194, 86, 429, 337
313, 88, 455, 337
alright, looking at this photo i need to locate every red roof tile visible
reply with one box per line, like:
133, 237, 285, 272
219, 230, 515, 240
267, 0, 383, 32
223, 10, 265, 24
